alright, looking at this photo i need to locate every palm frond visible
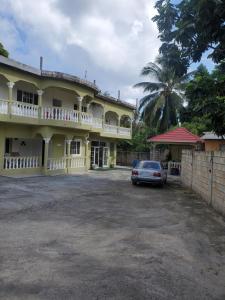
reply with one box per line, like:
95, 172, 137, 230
134, 82, 165, 92
140, 62, 162, 80
138, 92, 160, 112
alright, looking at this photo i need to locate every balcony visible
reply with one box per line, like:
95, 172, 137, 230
0, 99, 132, 138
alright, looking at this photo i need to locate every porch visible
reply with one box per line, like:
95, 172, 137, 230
1, 136, 87, 176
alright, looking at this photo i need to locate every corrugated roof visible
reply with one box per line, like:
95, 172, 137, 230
148, 127, 201, 144
201, 132, 224, 140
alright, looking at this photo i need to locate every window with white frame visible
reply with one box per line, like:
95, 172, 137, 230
70, 140, 81, 155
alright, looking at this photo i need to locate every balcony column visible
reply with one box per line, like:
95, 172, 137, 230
43, 137, 51, 174
7, 82, 15, 115
118, 116, 121, 135
78, 96, 83, 124
37, 90, 44, 119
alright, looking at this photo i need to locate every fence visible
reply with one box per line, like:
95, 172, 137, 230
181, 150, 225, 216
117, 150, 163, 166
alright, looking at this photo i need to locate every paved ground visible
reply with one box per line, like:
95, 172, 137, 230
0, 170, 225, 300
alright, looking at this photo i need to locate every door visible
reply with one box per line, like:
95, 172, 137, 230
103, 147, 109, 167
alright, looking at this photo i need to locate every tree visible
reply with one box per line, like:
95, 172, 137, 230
0, 42, 9, 58
183, 63, 225, 136
134, 57, 190, 132
153, 0, 225, 64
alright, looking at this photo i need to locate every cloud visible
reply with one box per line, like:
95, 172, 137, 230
0, 0, 160, 102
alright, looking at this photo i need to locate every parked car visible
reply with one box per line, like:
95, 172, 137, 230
131, 160, 167, 186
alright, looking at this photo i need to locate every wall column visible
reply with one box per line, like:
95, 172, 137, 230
0, 130, 5, 172
7, 82, 15, 115
37, 90, 44, 119
85, 137, 90, 171
78, 97, 83, 124
43, 137, 51, 174
65, 139, 72, 172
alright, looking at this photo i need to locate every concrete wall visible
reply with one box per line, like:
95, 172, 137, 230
181, 150, 225, 216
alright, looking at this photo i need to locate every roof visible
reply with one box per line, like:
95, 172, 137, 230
148, 127, 202, 144
201, 132, 225, 140
0, 55, 135, 110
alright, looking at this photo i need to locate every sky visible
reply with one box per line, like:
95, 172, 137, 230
0, 0, 215, 106
0, 0, 162, 105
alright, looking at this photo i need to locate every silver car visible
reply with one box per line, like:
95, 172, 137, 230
131, 160, 167, 186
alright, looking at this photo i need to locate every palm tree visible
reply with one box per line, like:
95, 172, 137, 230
134, 58, 190, 132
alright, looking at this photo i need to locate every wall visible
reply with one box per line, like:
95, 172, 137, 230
205, 140, 225, 151
181, 150, 225, 216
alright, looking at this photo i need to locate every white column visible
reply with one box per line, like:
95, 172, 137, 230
85, 137, 90, 170
37, 90, 44, 119
78, 97, 83, 123
43, 137, 51, 172
7, 82, 15, 115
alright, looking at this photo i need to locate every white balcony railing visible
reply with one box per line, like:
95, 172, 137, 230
48, 158, 66, 170
81, 112, 92, 125
4, 156, 40, 169
41, 107, 79, 122
118, 127, 131, 136
68, 157, 85, 168
11, 101, 39, 118
104, 124, 118, 134
0, 99, 9, 114
92, 117, 103, 129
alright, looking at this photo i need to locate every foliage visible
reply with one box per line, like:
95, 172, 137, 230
183, 63, 225, 136
0, 42, 9, 58
117, 123, 157, 152
153, 0, 225, 65
134, 57, 191, 133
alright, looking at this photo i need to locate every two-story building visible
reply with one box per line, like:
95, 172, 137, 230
0, 56, 134, 176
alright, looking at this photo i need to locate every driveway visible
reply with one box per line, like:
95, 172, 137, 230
0, 170, 225, 300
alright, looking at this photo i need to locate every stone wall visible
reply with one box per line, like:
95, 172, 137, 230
181, 150, 225, 216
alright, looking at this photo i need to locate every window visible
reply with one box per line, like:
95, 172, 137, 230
71, 140, 81, 155
17, 90, 38, 105
52, 99, 62, 107
74, 104, 87, 112
137, 161, 160, 170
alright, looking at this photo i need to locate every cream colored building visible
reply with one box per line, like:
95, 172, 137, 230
0, 56, 134, 176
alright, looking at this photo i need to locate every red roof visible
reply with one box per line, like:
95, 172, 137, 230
148, 127, 201, 144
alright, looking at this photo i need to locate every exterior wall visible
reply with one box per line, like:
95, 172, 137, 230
205, 140, 225, 151
43, 87, 78, 109
181, 150, 225, 216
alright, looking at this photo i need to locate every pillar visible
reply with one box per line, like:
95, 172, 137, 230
0, 129, 5, 172
78, 97, 83, 123
85, 137, 90, 170
7, 81, 15, 115
43, 137, 50, 174
37, 90, 44, 119
65, 139, 72, 172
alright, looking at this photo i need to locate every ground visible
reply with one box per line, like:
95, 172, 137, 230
0, 170, 225, 300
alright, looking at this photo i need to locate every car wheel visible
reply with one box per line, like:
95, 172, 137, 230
131, 180, 137, 185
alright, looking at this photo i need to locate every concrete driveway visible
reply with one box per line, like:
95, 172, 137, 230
0, 169, 225, 300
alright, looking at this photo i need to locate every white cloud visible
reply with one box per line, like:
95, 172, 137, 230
0, 0, 160, 103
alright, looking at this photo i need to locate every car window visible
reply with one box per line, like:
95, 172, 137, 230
137, 161, 160, 170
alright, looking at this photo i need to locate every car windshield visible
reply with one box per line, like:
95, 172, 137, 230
137, 161, 160, 170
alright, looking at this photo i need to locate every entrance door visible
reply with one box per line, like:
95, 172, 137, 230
103, 147, 109, 167
91, 141, 109, 168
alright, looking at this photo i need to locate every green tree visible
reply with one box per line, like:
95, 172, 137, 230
134, 57, 190, 132
183, 63, 225, 136
0, 42, 9, 57
153, 0, 225, 64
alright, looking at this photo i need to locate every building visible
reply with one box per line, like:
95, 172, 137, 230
201, 132, 225, 151
0, 55, 134, 176
148, 127, 202, 175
